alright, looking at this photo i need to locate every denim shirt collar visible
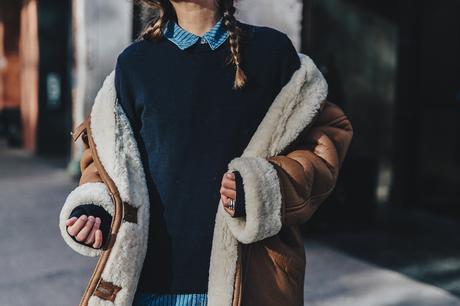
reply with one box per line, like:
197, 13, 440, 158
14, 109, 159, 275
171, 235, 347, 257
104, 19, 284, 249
163, 16, 229, 50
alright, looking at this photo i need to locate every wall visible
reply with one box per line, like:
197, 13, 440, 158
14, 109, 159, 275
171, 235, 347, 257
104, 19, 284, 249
0, 0, 22, 111
236, 0, 303, 50
19, 0, 39, 151
70, 0, 132, 170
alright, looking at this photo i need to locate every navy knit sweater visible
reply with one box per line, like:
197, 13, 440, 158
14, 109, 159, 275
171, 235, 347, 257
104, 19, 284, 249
69, 21, 300, 294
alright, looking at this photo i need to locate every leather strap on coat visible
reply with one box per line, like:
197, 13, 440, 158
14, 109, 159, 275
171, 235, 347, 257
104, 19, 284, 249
71, 115, 104, 185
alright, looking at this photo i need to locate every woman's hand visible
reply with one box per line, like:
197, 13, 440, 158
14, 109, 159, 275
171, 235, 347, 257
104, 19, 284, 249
65, 215, 104, 249
220, 172, 237, 216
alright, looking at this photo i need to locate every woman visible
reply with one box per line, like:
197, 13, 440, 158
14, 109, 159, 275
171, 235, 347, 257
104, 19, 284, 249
59, 0, 353, 306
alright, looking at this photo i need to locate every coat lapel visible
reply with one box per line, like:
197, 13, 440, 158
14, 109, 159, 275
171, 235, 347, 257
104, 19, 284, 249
88, 72, 151, 306
207, 53, 328, 306
243, 53, 328, 158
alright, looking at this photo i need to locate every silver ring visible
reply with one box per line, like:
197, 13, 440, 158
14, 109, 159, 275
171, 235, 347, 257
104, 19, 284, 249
228, 199, 235, 210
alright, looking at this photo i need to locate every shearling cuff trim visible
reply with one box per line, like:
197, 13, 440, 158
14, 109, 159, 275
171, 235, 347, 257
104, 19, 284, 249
59, 182, 114, 257
224, 157, 283, 244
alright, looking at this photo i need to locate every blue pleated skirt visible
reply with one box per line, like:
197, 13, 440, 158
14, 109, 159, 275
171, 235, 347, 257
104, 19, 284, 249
133, 291, 208, 306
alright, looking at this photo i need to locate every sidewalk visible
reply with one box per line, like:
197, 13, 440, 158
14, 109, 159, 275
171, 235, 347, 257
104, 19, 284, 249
0, 148, 459, 306
304, 240, 460, 306
0, 148, 96, 306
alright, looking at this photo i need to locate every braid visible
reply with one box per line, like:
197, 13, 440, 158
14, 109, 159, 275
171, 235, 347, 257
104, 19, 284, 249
220, 1, 247, 89
135, 0, 175, 41
136, 0, 247, 89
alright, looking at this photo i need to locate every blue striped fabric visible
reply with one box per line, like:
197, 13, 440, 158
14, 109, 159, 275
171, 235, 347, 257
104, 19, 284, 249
162, 16, 229, 50
133, 291, 208, 306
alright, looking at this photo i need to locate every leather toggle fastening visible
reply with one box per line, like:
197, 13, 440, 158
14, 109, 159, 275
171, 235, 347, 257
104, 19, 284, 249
93, 279, 121, 302
108, 192, 138, 224
123, 201, 138, 223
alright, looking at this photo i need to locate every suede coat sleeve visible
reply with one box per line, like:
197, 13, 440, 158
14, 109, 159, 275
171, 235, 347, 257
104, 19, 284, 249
68, 115, 104, 185
78, 131, 104, 184
59, 117, 115, 257
267, 100, 353, 226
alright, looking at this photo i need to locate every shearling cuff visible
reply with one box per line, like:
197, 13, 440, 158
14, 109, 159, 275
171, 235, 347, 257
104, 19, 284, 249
59, 182, 114, 257
224, 157, 283, 244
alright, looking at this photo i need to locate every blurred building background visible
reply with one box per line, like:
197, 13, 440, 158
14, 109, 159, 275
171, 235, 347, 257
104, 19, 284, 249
0, 0, 459, 305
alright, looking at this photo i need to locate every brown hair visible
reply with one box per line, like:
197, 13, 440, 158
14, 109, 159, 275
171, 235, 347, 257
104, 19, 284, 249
135, 0, 247, 90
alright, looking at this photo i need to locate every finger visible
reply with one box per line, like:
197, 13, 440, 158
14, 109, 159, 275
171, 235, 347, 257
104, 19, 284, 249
224, 172, 235, 180
65, 217, 78, 227
221, 195, 236, 210
220, 186, 236, 200
221, 194, 229, 206
67, 215, 88, 236
221, 177, 236, 190
223, 205, 235, 216
222, 195, 237, 211
93, 229, 103, 249
85, 217, 101, 245
76, 216, 95, 242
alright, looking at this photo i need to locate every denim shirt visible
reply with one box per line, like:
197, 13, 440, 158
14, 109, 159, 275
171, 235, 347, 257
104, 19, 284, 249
162, 16, 229, 50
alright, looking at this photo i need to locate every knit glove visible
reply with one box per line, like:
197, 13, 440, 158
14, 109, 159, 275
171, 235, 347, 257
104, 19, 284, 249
67, 204, 112, 247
